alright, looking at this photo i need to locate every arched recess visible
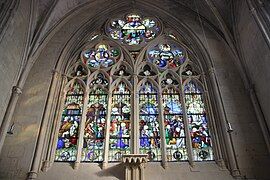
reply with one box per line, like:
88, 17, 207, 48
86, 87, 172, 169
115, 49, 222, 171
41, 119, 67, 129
17, 4, 242, 179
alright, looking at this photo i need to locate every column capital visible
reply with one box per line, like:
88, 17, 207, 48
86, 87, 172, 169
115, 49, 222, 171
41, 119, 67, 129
208, 67, 215, 75
12, 86, 22, 95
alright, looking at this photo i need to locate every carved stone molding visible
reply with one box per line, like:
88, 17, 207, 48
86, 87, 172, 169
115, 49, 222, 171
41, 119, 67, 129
122, 154, 148, 180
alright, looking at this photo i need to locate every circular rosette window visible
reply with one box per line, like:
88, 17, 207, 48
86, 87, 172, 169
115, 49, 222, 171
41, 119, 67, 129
81, 43, 120, 68
147, 43, 186, 69
107, 14, 160, 46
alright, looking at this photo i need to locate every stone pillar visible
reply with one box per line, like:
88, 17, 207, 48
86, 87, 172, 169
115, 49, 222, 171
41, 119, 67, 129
122, 154, 148, 180
0, 86, 22, 154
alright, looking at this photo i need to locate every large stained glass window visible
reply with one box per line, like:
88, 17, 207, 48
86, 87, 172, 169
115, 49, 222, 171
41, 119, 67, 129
55, 82, 84, 161
162, 88, 187, 161
184, 81, 213, 161
109, 82, 131, 161
139, 82, 161, 161
107, 14, 160, 45
82, 88, 107, 162
54, 17, 217, 166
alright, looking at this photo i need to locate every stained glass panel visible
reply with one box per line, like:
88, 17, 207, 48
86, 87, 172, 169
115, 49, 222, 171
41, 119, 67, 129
109, 82, 131, 161
55, 82, 84, 161
139, 82, 161, 161
108, 14, 160, 45
148, 43, 186, 68
82, 88, 107, 162
163, 88, 187, 161
185, 81, 213, 161
82, 44, 120, 68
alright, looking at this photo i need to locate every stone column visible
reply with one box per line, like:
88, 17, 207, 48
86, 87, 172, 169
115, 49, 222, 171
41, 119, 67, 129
0, 86, 22, 154
122, 154, 148, 180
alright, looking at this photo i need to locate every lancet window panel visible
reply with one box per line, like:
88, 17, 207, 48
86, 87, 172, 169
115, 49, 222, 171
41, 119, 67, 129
109, 82, 131, 162
138, 81, 161, 161
184, 80, 214, 161
55, 81, 84, 162
82, 88, 108, 162
162, 87, 188, 161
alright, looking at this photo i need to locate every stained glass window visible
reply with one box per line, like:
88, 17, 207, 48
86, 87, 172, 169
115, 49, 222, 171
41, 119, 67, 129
162, 88, 188, 161
82, 88, 107, 162
148, 43, 186, 68
55, 82, 84, 161
184, 81, 213, 161
54, 16, 217, 166
81, 43, 120, 68
109, 82, 131, 161
139, 82, 161, 161
108, 14, 160, 45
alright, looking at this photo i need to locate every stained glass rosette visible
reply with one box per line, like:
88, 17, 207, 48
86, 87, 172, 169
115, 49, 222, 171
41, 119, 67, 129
108, 14, 160, 46
162, 88, 188, 161
139, 82, 161, 161
81, 44, 120, 68
184, 81, 214, 161
55, 82, 84, 162
147, 43, 186, 68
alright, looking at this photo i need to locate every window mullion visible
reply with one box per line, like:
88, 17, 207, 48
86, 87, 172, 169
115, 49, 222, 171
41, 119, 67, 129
74, 84, 89, 169
102, 90, 113, 169
49, 76, 68, 168
133, 75, 139, 154
180, 84, 194, 167
158, 88, 168, 168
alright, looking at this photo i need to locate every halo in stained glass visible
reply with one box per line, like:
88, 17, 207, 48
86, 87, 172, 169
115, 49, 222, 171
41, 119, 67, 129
107, 14, 160, 45
81, 43, 120, 68
148, 43, 186, 68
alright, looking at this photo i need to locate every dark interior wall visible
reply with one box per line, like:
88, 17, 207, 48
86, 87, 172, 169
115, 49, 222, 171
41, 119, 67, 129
235, 0, 270, 135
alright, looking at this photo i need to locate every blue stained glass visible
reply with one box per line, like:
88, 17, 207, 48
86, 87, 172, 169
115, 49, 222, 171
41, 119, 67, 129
184, 81, 202, 94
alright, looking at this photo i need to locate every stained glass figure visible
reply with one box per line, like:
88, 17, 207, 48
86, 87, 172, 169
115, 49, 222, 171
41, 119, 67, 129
184, 81, 213, 161
109, 82, 131, 161
55, 82, 84, 161
162, 88, 187, 161
82, 88, 107, 162
148, 43, 186, 68
81, 44, 120, 68
108, 14, 160, 45
139, 82, 161, 161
